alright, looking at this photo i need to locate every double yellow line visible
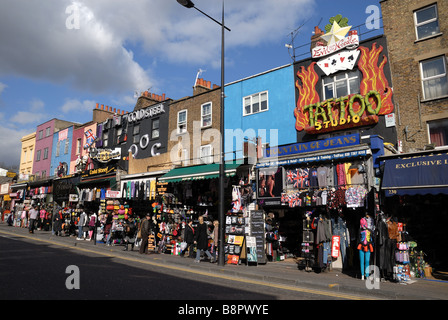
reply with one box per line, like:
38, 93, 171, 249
0, 229, 377, 300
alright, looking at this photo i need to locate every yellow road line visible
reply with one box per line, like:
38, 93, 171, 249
0, 230, 377, 300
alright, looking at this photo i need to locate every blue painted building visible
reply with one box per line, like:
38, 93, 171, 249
50, 125, 74, 178
224, 64, 296, 162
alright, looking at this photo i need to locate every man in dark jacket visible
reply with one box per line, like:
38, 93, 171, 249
139, 214, 152, 254
194, 216, 214, 263
181, 220, 195, 258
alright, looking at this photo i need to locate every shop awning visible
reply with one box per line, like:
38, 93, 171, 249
159, 163, 240, 183
381, 153, 448, 197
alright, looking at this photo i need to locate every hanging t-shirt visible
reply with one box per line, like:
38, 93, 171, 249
309, 167, 319, 188
317, 166, 329, 187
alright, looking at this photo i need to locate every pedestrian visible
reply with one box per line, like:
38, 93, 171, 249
139, 213, 152, 254
39, 206, 46, 231
87, 211, 97, 241
123, 217, 137, 251
210, 220, 219, 261
194, 216, 214, 263
77, 210, 87, 240
21, 208, 28, 228
28, 205, 39, 234
181, 219, 195, 258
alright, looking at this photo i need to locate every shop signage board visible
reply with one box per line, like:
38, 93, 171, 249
246, 236, 258, 263
106, 190, 121, 198
81, 165, 117, 178
382, 153, 448, 196
295, 18, 394, 135
257, 149, 368, 168
249, 210, 267, 264
331, 235, 341, 258
264, 134, 359, 158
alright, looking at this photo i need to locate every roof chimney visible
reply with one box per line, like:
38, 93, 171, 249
311, 26, 326, 51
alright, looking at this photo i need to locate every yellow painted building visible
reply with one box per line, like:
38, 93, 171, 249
19, 132, 36, 180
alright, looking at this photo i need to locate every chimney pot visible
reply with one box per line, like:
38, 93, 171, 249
101, 104, 104, 110
96, 103, 99, 109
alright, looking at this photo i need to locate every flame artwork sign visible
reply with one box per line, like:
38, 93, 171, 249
294, 43, 394, 134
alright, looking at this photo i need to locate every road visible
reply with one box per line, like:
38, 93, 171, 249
0, 232, 371, 302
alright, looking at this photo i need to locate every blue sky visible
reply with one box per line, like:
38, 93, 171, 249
0, 0, 382, 168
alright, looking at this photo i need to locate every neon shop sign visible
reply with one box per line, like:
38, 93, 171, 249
301, 90, 383, 133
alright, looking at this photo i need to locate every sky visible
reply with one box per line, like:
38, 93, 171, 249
0, 0, 383, 169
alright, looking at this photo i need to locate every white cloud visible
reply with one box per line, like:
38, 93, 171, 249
0, 0, 152, 95
0, 0, 315, 94
0, 82, 6, 95
60, 99, 97, 114
0, 126, 30, 167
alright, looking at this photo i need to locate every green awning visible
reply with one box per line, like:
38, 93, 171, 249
159, 163, 240, 183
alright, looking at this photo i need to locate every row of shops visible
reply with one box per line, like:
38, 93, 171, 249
3, 134, 447, 281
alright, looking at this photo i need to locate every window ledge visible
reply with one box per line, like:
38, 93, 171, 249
421, 94, 448, 103
415, 32, 443, 43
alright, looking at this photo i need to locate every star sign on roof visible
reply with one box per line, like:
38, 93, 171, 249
320, 21, 352, 46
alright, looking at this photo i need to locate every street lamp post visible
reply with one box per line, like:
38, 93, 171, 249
176, 0, 230, 266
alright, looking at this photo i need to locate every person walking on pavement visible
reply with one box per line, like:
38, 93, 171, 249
194, 216, 214, 263
28, 205, 39, 234
139, 213, 152, 254
77, 210, 87, 240
181, 219, 195, 258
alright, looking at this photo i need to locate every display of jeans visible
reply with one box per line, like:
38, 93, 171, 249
331, 216, 350, 269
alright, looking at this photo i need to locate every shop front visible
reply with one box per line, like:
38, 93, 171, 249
380, 149, 448, 280
256, 134, 382, 275
154, 163, 252, 258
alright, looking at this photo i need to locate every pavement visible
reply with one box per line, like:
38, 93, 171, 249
1, 222, 448, 300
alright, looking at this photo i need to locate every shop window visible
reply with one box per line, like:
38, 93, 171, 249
102, 131, 109, 148
243, 91, 268, 116
178, 110, 187, 134
201, 102, 212, 127
116, 127, 122, 144
76, 138, 82, 154
200, 145, 213, 164
56, 140, 60, 157
414, 4, 440, 40
323, 70, 361, 100
152, 119, 160, 139
133, 124, 140, 144
182, 148, 190, 166
420, 56, 448, 100
428, 118, 448, 147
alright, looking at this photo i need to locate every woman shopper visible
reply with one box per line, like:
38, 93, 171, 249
194, 216, 214, 263
181, 219, 195, 258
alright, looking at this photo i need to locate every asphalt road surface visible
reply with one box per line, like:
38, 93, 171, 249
0, 233, 368, 302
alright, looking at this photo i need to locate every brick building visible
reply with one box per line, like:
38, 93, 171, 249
167, 78, 221, 166
380, 0, 448, 152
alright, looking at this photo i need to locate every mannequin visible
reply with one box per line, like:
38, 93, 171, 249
357, 217, 374, 280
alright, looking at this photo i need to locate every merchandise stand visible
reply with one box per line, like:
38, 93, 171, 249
225, 211, 246, 265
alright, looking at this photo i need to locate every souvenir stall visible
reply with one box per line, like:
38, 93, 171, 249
157, 163, 253, 260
